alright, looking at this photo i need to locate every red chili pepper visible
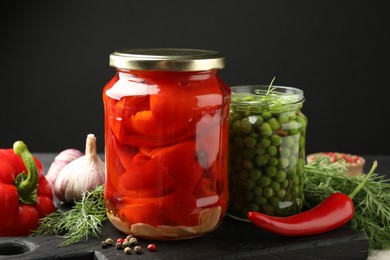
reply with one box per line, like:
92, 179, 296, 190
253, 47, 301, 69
247, 161, 377, 236
0, 141, 56, 236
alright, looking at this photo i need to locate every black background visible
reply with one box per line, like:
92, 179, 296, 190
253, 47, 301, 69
1, 0, 389, 155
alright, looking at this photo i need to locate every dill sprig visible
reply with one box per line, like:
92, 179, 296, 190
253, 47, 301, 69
304, 157, 390, 251
265, 76, 276, 96
31, 185, 107, 247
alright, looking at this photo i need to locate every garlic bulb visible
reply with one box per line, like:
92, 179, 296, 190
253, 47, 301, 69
46, 149, 84, 187
54, 134, 105, 203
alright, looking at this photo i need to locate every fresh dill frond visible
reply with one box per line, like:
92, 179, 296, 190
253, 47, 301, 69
304, 158, 390, 252
265, 76, 276, 96
31, 185, 107, 247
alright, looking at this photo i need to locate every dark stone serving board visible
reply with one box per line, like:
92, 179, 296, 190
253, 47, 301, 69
2, 153, 384, 260
0, 216, 368, 260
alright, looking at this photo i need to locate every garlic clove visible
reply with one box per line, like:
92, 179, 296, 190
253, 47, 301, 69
53, 134, 105, 204
46, 149, 83, 187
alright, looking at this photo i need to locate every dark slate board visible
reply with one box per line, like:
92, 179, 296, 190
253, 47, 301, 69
0, 216, 368, 260
0, 153, 379, 260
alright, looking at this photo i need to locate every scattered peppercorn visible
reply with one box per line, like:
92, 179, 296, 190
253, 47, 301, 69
129, 237, 138, 245
126, 234, 133, 240
122, 240, 131, 247
134, 245, 142, 254
116, 242, 123, 250
124, 246, 131, 254
116, 238, 124, 244
105, 238, 114, 246
147, 243, 156, 251
100, 241, 108, 249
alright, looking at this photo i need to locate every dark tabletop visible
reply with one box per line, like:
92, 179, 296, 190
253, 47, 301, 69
0, 154, 389, 260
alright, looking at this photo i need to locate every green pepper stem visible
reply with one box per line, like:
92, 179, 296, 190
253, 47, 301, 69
348, 160, 378, 199
13, 141, 38, 204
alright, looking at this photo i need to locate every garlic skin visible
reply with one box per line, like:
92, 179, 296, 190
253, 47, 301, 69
54, 134, 105, 203
46, 149, 84, 187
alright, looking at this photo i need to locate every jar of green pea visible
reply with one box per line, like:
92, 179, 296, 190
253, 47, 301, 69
227, 85, 307, 221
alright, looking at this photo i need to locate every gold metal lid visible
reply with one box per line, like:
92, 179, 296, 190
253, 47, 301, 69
109, 48, 225, 71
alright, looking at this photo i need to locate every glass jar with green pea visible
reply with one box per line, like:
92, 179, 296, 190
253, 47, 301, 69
227, 85, 307, 221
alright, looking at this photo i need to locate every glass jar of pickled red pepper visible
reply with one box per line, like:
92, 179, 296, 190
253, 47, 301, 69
103, 48, 231, 240
227, 85, 307, 221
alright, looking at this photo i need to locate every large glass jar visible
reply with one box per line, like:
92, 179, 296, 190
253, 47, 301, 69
103, 48, 231, 240
227, 85, 307, 221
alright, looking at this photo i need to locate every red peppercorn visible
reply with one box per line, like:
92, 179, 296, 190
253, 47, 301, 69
116, 238, 124, 243
147, 243, 156, 251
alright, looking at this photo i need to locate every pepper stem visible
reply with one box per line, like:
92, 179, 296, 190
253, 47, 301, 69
13, 141, 38, 204
348, 160, 377, 199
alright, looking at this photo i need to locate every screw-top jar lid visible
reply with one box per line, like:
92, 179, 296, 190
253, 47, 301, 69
109, 48, 225, 71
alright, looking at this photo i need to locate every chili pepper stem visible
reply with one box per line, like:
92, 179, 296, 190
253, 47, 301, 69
13, 141, 39, 204
348, 160, 377, 199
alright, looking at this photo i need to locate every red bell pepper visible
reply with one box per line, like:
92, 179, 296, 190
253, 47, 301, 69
0, 141, 55, 236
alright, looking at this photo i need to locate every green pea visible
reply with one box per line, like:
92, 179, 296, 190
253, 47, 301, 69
281, 179, 289, 189
295, 114, 307, 129
253, 186, 263, 196
280, 147, 291, 158
261, 111, 272, 120
288, 121, 299, 134
289, 156, 297, 168
254, 154, 269, 166
255, 147, 266, 155
278, 114, 290, 124
291, 143, 299, 157
254, 196, 267, 205
268, 117, 281, 131
250, 115, 264, 126
270, 134, 282, 146
262, 204, 274, 215
271, 197, 280, 207
283, 136, 295, 147
263, 187, 274, 198
279, 157, 289, 168
260, 122, 272, 137
268, 157, 278, 166
243, 136, 256, 148
259, 176, 271, 187
267, 145, 278, 156
249, 169, 262, 181
248, 106, 262, 114
260, 138, 271, 148
275, 170, 287, 182
241, 122, 252, 134
289, 113, 297, 120
276, 189, 287, 199
231, 120, 242, 135
266, 166, 277, 177
270, 181, 281, 191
